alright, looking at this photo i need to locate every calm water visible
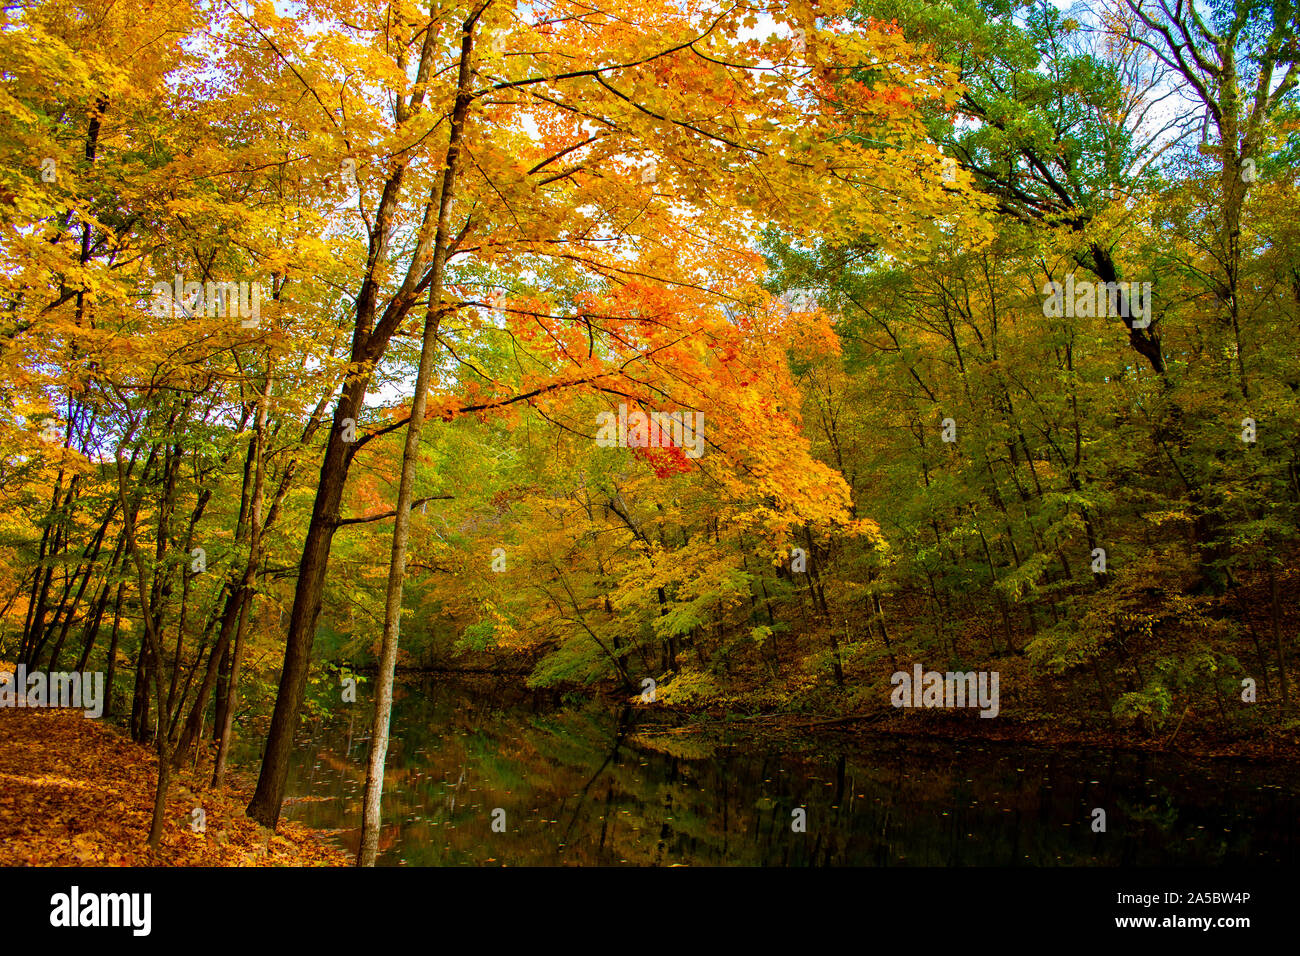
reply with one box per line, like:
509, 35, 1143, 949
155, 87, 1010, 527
271, 676, 1300, 866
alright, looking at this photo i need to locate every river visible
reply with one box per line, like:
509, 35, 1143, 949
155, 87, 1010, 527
269, 676, 1300, 865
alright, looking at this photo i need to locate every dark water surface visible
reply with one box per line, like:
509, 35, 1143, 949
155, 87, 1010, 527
268, 676, 1300, 866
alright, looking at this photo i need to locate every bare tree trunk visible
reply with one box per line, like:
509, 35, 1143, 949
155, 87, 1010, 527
102, 582, 125, 718
1270, 570, 1291, 710
212, 596, 250, 787
358, 12, 479, 866
113, 418, 176, 850
214, 353, 273, 787
172, 587, 242, 766
247, 381, 367, 827
871, 588, 897, 672
248, 1, 480, 828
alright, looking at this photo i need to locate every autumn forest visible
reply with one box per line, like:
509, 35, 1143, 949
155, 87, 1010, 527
1, 0, 1299, 881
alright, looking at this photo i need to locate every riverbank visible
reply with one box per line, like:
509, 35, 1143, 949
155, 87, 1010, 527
628, 699, 1300, 761
368, 666, 1300, 760
0, 686, 348, 866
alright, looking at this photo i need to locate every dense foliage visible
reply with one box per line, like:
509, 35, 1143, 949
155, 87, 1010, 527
1, 0, 1296, 848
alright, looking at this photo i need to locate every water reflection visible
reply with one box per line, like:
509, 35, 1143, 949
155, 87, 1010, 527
268, 677, 1300, 866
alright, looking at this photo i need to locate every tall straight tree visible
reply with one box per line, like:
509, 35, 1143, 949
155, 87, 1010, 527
357, 2, 483, 867
244, 0, 972, 829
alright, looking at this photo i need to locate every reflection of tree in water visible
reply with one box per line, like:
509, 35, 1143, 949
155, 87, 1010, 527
269, 679, 1300, 866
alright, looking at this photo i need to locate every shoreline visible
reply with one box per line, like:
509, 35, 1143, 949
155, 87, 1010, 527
625, 703, 1300, 761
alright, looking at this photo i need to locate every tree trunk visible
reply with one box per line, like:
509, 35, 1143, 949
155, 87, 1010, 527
214, 353, 273, 787
358, 13, 478, 865
245, 387, 361, 828
1270, 570, 1291, 710
212, 595, 249, 788
102, 582, 125, 718
247, 2, 473, 828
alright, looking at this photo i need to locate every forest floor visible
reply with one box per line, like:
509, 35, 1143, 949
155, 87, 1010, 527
0, 669, 348, 866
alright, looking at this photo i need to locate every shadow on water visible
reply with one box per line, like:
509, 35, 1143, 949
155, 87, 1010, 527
266, 676, 1300, 866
